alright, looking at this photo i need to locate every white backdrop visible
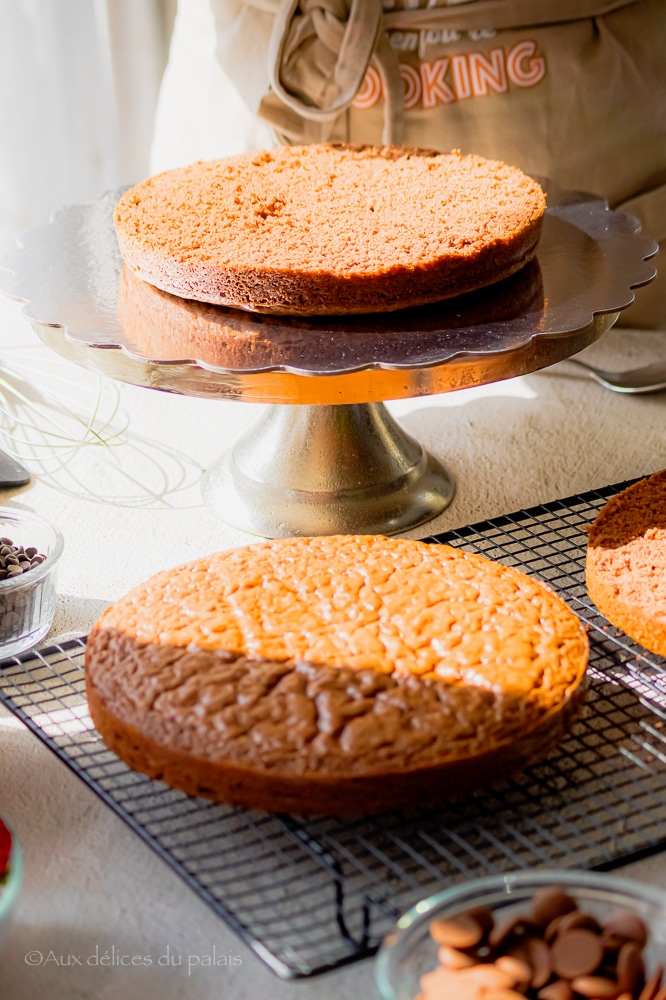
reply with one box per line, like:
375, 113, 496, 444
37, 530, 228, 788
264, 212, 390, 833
0, 0, 174, 259
150, 0, 274, 173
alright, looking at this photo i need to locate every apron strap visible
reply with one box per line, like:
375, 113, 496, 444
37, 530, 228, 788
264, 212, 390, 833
265, 0, 404, 145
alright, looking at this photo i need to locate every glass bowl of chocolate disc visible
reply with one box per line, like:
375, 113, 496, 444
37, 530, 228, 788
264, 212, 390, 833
0, 507, 63, 657
375, 869, 666, 1000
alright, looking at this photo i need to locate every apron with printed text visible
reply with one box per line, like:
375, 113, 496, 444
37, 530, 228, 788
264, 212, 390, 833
210, 0, 666, 327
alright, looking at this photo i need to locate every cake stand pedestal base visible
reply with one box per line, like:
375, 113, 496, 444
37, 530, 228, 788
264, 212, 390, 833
202, 401, 455, 537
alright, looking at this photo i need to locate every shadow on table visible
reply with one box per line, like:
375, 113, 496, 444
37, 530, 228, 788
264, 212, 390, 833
393, 370, 666, 535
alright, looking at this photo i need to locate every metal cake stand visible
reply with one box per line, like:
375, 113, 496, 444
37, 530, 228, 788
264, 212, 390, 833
0, 183, 657, 537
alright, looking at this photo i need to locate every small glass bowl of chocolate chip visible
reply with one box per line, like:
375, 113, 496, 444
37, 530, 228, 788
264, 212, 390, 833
375, 870, 666, 1000
0, 508, 63, 657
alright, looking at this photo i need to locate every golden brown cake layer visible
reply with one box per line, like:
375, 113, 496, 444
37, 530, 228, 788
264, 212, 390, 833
586, 469, 666, 656
85, 535, 588, 815
114, 144, 546, 316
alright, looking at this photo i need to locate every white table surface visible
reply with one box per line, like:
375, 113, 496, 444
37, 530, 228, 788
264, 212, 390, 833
1, 287, 666, 998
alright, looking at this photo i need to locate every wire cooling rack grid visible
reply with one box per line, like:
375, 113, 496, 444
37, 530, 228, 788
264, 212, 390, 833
2, 478, 666, 979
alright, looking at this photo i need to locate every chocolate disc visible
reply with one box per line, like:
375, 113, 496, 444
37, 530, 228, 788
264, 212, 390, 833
531, 888, 578, 927
430, 912, 484, 949
551, 928, 604, 979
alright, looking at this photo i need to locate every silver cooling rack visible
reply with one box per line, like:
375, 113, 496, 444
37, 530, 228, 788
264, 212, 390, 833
2, 478, 666, 979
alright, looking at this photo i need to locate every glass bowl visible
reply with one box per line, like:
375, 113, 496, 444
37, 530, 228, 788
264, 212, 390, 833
0, 507, 63, 657
375, 869, 666, 1000
0, 817, 22, 955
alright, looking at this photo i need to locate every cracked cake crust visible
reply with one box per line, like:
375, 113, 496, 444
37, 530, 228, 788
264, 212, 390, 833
85, 535, 588, 815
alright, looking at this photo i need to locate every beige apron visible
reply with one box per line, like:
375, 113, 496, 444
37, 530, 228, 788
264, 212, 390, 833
211, 0, 666, 327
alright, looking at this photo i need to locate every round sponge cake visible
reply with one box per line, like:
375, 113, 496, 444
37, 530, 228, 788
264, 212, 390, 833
85, 535, 588, 816
113, 143, 546, 316
586, 469, 666, 656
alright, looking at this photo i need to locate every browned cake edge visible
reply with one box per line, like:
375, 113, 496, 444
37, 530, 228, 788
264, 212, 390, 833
85, 652, 587, 817
586, 470, 666, 656
116, 222, 542, 317
585, 568, 666, 655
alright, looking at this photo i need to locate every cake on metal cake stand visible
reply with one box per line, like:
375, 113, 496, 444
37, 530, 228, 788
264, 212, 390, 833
0, 182, 657, 538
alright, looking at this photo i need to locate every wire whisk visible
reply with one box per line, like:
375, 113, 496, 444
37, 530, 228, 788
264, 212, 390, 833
0, 349, 203, 507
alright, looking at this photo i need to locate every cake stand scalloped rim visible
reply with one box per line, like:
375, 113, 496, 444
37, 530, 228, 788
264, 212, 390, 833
0, 184, 658, 382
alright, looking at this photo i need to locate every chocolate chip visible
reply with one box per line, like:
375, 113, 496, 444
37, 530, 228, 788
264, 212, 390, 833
537, 981, 574, 1000
527, 936, 553, 989
429, 912, 484, 949
0, 540, 46, 579
551, 927, 604, 979
489, 915, 536, 950
468, 905, 495, 937
604, 910, 649, 950
554, 910, 602, 937
544, 913, 569, 944
571, 974, 623, 997
618, 941, 646, 995
495, 954, 532, 986
531, 888, 578, 927
437, 944, 477, 969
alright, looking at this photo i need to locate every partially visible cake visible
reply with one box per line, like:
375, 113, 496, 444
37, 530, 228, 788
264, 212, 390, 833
586, 469, 666, 655
85, 535, 588, 816
114, 143, 546, 316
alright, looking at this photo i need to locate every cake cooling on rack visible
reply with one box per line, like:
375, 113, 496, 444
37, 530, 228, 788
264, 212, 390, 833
586, 469, 666, 656
85, 535, 588, 816
113, 143, 545, 316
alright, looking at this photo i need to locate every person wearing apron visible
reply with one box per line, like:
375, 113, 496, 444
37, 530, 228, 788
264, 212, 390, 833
152, 0, 666, 328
